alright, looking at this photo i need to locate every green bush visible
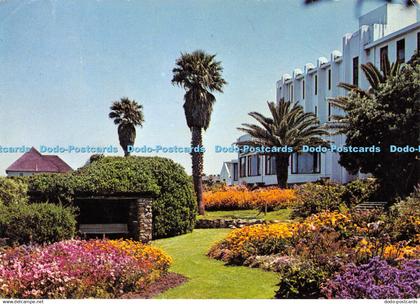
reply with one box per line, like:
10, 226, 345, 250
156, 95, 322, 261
292, 182, 345, 218
0, 177, 28, 205
341, 178, 379, 207
0, 203, 76, 245
78, 157, 196, 238
28, 174, 76, 205
28, 156, 197, 238
387, 187, 420, 242
275, 259, 328, 299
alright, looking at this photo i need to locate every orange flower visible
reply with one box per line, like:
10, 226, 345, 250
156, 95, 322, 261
203, 186, 296, 210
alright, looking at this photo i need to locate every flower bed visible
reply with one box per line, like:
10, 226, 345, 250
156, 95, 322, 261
208, 211, 352, 264
322, 258, 420, 299
203, 186, 296, 211
208, 209, 420, 299
208, 222, 293, 264
0, 239, 172, 298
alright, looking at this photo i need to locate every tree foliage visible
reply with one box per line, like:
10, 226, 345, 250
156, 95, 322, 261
238, 100, 329, 188
109, 97, 144, 156
0, 177, 28, 205
331, 52, 420, 198
172, 50, 227, 215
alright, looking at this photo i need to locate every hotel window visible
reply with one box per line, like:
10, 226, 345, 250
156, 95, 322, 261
328, 102, 332, 121
239, 157, 246, 177
314, 75, 318, 95
328, 69, 331, 90
290, 84, 294, 102
265, 155, 277, 175
247, 155, 260, 176
380, 46, 388, 71
352, 56, 359, 86
233, 163, 238, 181
417, 32, 420, 54
396, 39, 405, 63
314, 105, 318, 117
302, 80, 305, 99
291, 153, 321, 174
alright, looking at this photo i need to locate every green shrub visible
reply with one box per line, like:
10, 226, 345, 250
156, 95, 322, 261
275, 259, 328, 299
387, 187, 420, 242
341, 178, 379, 207
0, 203, 76, 245
28, 156, 197, 238
292, 182, 345, 218
0, 177, 28, 205
28, 174, 76, 205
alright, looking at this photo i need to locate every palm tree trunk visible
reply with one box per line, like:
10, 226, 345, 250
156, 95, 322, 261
275, 154, 290, 188
191, 126, 205, 215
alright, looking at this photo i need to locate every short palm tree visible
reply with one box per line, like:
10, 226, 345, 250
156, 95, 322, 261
238, 100, 329, 188
329, 55, 401, 132
109, 97, 144, 156
172, 50, 227, 215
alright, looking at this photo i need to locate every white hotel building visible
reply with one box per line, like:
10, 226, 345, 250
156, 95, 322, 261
221, 4, 420, 186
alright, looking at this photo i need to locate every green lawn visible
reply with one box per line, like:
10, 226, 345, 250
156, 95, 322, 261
153, 229, 279, 299
198, 208, 292, 221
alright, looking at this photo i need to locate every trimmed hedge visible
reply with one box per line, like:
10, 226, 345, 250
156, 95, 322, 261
28, 156, 197, 238
0, 203, 76, 245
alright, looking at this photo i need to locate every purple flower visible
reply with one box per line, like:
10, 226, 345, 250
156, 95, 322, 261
322, 257, 420, 299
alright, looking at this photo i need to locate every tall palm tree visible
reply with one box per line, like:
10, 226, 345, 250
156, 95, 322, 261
329, 55, 401, 131
109, 97, 144, 156
172, 50, 227, 215
238, 100, 329, 188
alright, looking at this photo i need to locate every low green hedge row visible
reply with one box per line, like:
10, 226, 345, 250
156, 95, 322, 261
0, 202, 76, 246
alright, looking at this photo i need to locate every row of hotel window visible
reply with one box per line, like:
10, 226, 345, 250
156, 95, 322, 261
288, 71, 328, 102
352, 37, 410, 86
288, 35, 416, 100
232, 153, 321, 181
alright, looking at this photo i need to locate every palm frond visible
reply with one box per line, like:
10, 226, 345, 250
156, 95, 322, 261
172, 50, 227, 129
238, 99, 329, 150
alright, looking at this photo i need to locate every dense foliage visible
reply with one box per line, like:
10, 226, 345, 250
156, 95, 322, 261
0, 177, 28, 205
275, 259, 328, 299
203, 186, 296, 211
292, 182, 345, 218
0, 239, 172, 298
28, 156, 196, 238
388, 188, 420, 242
341, 178, 379, 207
333, 52, 420, 198
0, 203, 76, 246
292, 179, 379, 218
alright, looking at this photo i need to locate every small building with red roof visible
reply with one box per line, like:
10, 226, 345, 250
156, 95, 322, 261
6, 147, 73, 176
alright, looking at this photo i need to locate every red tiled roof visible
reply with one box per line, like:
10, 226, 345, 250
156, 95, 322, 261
6, 147, 73, 173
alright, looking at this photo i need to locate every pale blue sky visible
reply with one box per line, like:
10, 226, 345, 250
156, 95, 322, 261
0, 0, 384, 175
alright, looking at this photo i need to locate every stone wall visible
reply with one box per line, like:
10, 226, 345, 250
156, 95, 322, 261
128, 198, 153, 243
